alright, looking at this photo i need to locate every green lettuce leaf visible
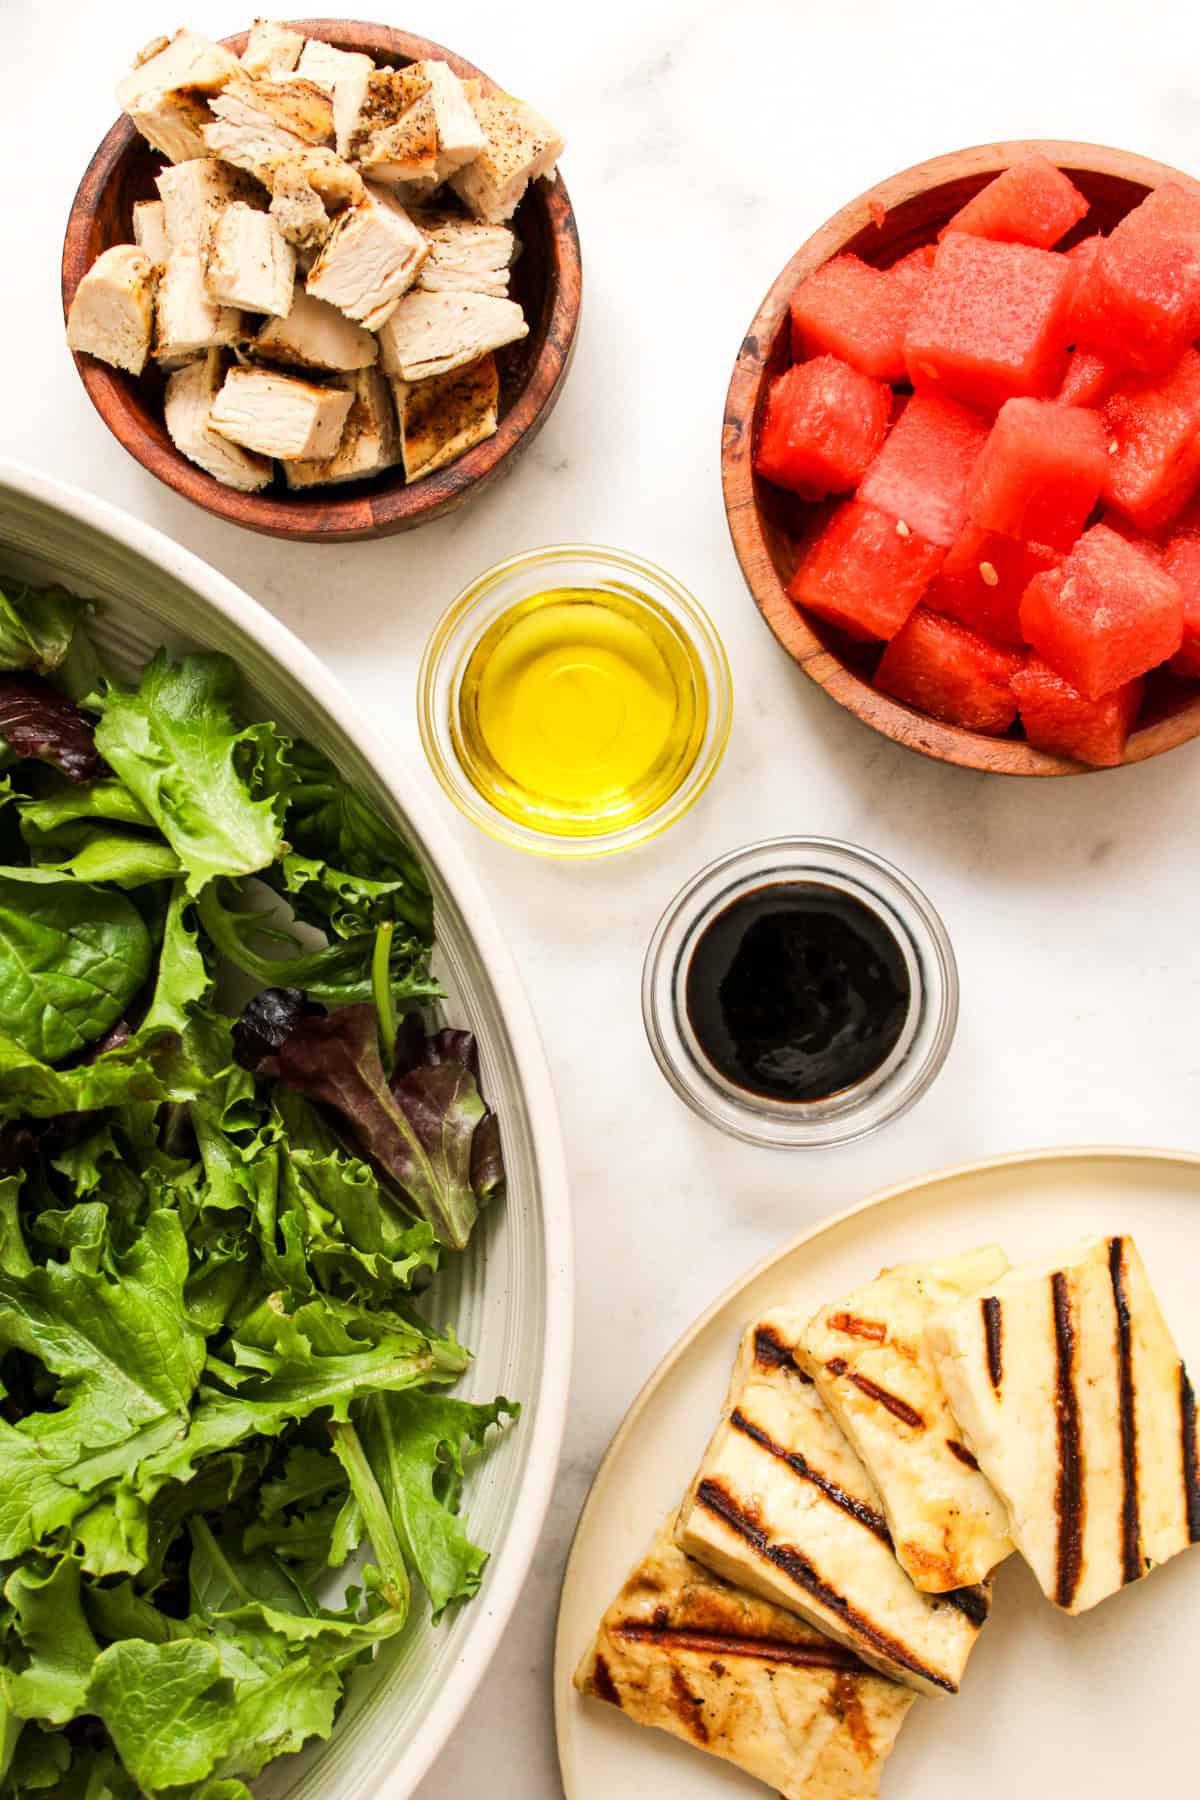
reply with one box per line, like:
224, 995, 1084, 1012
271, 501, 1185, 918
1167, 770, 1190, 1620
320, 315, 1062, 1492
2, 1558, 100, 1726
0, 869, 151, 1063
283, 742, 432, 939
0, 585, 84, 677
93, 654, 287, 897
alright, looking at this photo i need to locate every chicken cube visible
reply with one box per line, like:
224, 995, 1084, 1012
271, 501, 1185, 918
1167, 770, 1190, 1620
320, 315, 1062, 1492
132, 200, 169, 266
377, 290, 527, 381
116, 29, 239, 162
410, 211, 516, 297
251, 287, 378, 371
66, 245, 157, 375
285, 367, 397, 485
305, 184, 427, 330
164, 351, 273, 491
450, 92, 564, 223
209, 365, 354, 460
393, 354, 499, 481
154, 253, 243, 363
339, 60, 485, 190
292, 39, 374, 94
156, 158, 263, 257
209, 69, 334, 149
205, 202, 295, 316
240, 19, 305, 79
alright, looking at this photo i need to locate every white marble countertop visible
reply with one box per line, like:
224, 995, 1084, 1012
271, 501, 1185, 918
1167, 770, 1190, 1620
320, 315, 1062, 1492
5, 1, 1200, 1792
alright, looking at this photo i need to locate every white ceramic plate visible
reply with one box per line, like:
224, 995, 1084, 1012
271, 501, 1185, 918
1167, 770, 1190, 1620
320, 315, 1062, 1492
0, 461, 573, 1800
556, 1147, 1200, 1800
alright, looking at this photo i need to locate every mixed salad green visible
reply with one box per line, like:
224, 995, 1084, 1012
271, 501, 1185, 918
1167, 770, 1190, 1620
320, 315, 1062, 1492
0, 579, 512, 1797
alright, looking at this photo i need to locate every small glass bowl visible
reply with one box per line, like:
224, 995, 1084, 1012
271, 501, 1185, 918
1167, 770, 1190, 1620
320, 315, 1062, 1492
417, 545, 733, 857
642, 837, 959, 1148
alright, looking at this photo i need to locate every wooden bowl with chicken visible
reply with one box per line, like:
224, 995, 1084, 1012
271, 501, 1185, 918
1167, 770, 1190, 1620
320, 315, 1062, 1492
61, 18, 582, 542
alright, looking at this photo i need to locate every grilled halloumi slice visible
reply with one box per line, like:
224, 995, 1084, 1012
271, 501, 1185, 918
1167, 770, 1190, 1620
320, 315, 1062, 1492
800, 1248, 1014, 1593
928, 1233, 1200, 1614
676, 1310, 991, 1696
575, 1514, 915, 1799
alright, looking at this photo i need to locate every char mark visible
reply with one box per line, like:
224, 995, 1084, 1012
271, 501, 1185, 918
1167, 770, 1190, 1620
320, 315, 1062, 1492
669, 1666, 709, 1742
754, 1325, 812, 1380
828, 1311, 888, 1343
1052, 1271, 1084, 1609
941, 1583, 991, 1629
982, 1296, 1003, 1392
590, 1653, 621, 1707
611, 1619, 865, 1673
826, 1359, 925, 1430
946, 1438, 980, 1471
1182, 1363, 1200, 1544
1108, 1237, 1144, 1585
693, 1480, 956, 1693
729, 1407, 891, 1544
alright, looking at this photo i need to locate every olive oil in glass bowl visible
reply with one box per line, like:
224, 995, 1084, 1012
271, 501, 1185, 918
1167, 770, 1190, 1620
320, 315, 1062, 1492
419, 547, 732, 856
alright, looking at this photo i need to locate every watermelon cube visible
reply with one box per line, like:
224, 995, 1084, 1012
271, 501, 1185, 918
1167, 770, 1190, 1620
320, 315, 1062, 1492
889, 244, 937, 291
857, 390, 990, 546
1163, 529, 1200, 676
1012, 658, 1143, 766
964, 397, 1108, 551
875, 607, 1023, 733
1056, 347, 1118, 407
926, 524, 1058, 645
1072, 182, 1200, 373
904, 233, 1075, 414
788, 500, 945, 641
940, 153, 1089, 250
1101, 348, 1200, 531
754, 356, 890, 498
1019, 522, 1183, 697
790, 253, 931, 382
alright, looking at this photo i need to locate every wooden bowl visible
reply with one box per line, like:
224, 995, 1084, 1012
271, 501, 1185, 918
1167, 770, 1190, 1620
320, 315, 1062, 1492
722, 139, 1200, 776
61, 18, 582, 542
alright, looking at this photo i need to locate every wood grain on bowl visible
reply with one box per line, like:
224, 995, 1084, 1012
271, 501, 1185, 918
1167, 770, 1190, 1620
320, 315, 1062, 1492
61, 19, 582, 542
722, 139, 1200, 775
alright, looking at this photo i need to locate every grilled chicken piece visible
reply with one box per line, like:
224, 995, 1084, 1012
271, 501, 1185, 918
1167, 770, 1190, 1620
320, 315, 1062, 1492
928, 1233, 1200, 1615
410, 211, 516, 297
209, 365, 353, 460
116, 30, 239, 162
209, 70, 334, 151
240, 19, 304, 80
251, 287, 377, 371
450, 91, 564, 223
800, 1249, 1014, 1593
66, 245, 157, 375
576, 1514, 915, 1800
204, 202, 295, 316
305, 185, 427, 331
336, 65, 437, 185
292, 39, 374, 94
675, 1310, 991, 1697
156, 158, 263, 257
376, 291, 526, 382
164, 351, 272, 492
131, 201, 168, 267
154, 253, 242, 363
285, 367, 397, 486
393, 354, 498, 482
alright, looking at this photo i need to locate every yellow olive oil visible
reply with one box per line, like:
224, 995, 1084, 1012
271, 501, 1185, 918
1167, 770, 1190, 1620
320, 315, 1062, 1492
453, 586, 707, 837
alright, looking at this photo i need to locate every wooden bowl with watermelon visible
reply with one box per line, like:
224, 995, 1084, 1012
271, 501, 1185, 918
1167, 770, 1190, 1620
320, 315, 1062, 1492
723, 139, 1200, 775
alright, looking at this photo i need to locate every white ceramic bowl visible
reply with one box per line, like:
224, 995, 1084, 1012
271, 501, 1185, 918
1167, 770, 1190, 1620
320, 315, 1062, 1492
0, 462, 573, 1798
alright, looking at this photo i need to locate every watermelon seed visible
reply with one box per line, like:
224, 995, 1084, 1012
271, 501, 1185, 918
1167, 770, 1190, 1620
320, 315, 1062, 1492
1109, 439, 1120, 455
895, 520, 911, 538
979, 561, 1000, 587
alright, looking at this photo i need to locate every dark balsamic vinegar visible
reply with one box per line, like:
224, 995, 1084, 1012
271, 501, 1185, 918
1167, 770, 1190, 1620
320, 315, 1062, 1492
684, 883, 911, 1103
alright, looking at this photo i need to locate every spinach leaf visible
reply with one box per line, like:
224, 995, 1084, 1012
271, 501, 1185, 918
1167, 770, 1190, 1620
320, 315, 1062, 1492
0, 584, 84, 676
94, 654, 287, 896
0, 869, 151, 1062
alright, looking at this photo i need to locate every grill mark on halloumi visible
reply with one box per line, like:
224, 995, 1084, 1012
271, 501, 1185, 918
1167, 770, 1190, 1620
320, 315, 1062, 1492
947, 1438, 980, 1471
940, 1583, 990, 1628
1108, 1235, 1143, 1585
825, 1359, 926, 1431
1182, 1365, 1200, 1543
610, 1621, 865, 1672
1052, 1271, 1085, 1609
591, 1652, 621, 1706
694, 1478, 959, 1694
728, 1406, 891, 1544
828, 1311, 887, 1343
669, 1667, 709, 1742
754, 1325, 813, 1379
983, 1295, 1003, 1391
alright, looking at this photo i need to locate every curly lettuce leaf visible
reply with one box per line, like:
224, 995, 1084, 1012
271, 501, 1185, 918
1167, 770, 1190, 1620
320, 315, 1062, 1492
93, 654, 287, 897
2, 1557, 100, 1726
283, 741, 432, 939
